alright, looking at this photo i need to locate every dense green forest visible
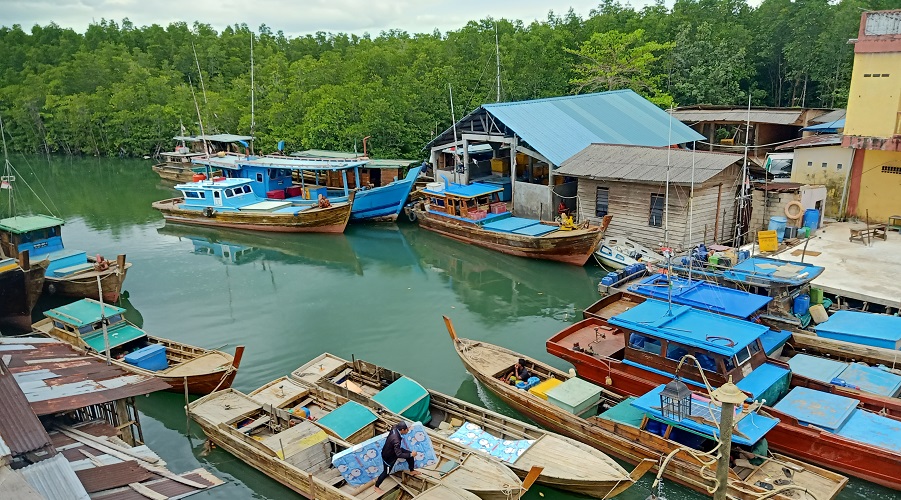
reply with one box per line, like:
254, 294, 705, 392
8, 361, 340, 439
0, 0, 896, 159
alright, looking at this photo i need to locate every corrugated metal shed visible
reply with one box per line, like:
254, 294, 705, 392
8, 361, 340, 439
480, 90, 703, 165
19, 453, 90, 500
670, 107, 807, 125
0, 360, 54, 457
556, 144, 744, 185
865, 11, 901, 36
776, 134, 843, 151
809, 109, 846, 124
0, 338, 169, 415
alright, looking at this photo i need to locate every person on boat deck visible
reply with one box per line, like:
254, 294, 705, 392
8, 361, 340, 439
558, 200, 570, 216
731, 439, 768, 467
374, 421, 420, 493
505, 359, 531, 385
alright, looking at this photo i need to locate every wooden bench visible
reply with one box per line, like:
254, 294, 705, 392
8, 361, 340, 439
849, 224, 887, 243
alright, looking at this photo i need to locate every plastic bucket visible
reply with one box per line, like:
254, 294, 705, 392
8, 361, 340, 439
809, 287, 824, 305
793, 294, 811, 316
769, 216, 788, 242
803, 209, 820, 230
425, 182, 444, 192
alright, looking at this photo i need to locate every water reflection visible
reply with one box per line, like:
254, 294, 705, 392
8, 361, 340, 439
400, 225, 601, 324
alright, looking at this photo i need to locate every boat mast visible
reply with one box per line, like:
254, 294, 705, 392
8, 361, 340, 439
191, 42, 208, 106
736, 93, 752, 246
250, 32, 255, 155
96, 276, 111, 366
495, 23, 501, 103
0, 115, 13, 218
688, 141, 696, 283
449, 83, 460, 184
189, 81, 211, 180
665, 107, 673, 316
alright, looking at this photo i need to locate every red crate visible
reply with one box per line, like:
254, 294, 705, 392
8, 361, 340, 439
267, 189, 286, 199
468, 209, 488, 220
285, 186, 303, 198
489, 202, 507, 214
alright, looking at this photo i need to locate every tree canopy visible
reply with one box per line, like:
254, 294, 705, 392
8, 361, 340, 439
0, 0, 895, 159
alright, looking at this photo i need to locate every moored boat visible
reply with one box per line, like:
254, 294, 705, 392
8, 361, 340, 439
442, 317, 847, 499
152, 177, 353, 233
549, 299, 901, 490
0, 214, 130, 302
411, 183, 606, 266
189, 387, 483, 500
286, 353, 646, 499
152, 134, 249, 182
594, 236, 662, 269
0, 251, 47, 327
32, 298, 244, 394
247, 376, 531, 500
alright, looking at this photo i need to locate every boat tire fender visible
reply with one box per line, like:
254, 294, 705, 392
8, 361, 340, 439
203, 207, 216, 218
784, 201, 803, 220
405, 206, 417, 222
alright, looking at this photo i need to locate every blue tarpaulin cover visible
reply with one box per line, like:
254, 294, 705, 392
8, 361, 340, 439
759, 329, 792, 356
814, 310, 901, 350
724, 257, 824, 286
331, 422, 438, 486
315, 401, 378, 440
628, 274, 772, 319
790, 354, 901, 397
834, 409, 901, 453
631, 385, 777, 446
372, 377, 432, 424
448, 422, 534, 464
773, 387, 857, 432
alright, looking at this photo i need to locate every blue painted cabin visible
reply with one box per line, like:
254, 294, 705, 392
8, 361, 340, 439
0, 214, 98, 279
193, 154, 421, 221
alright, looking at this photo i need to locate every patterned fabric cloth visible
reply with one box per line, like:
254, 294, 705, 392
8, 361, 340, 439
331, 422, 438, 486
448, 421, 535, 464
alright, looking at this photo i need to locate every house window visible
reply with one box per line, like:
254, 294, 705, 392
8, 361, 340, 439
837, 163, 843, 170
822, 162, 827, 168
883, 166, 901, 175
807, 161, 813, 167
595, 187, 609, 217
649, 194, 664, 227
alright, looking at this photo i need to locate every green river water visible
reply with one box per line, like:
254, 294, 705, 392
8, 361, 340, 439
3, 156, 888, 500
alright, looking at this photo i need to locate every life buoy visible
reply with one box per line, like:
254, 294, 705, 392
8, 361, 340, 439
784, 201, 803, 220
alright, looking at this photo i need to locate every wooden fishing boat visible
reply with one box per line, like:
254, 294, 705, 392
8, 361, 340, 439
0, 214, 131, 302
410, 183, 606, 266
0, 251, 46, 327
152, 177, 353, 233
190, 387, 485, 500
32, 299, 243, 394
287, 352, 648, 499
594, 236, 662, 270
442, 317, 847, 499
152, 151, 220, 182
549, 299, 901, 490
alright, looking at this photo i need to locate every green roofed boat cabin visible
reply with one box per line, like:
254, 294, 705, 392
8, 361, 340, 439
32, 298, 245, 395
0, 214, 131, 302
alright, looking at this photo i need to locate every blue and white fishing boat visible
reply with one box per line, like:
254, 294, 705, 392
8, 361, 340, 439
194, 154, 421, 222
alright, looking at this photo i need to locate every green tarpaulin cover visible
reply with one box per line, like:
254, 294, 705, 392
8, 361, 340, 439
372, 377, 432, 424
316, 401, 378, 440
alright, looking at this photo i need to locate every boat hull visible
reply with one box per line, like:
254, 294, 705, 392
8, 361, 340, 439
413, 209, 603, 266
152, 198, 352, 234
0, 261, 46, 321
547, 332, 901, 491
349, 166, 421, 221
44, 260, 130, 303
450, 337, 844, 499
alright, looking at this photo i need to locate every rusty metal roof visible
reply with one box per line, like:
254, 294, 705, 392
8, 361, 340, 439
0, 360, 54, 457
557, 144, 745, 185
776, 134, 843, 151
19, 453, 90, 500
0, 338, 169, 415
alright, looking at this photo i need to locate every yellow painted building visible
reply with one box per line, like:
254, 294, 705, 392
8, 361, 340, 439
842, 10, 901, 222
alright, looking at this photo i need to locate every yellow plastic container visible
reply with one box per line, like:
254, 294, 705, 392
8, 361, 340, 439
757, 230, 778, 252
490, 158, 510, 174
529, 378, 563, 400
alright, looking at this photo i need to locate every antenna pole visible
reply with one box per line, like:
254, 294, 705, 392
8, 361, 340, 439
495, 23, 501, 103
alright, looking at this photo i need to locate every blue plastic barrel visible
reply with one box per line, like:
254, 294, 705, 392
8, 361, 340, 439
601, 273, 616, 286
769, 216, 788, 242
738, 250, 750, 262
803, 209, 820, 230
793, 294, 811, 316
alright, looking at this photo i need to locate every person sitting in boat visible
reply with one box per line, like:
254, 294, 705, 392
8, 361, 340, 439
558, 200, 570, 216
317, 194, 331, 208
374, 421, 420, 494
731, 439, 768, 468
504, 359, 531, 385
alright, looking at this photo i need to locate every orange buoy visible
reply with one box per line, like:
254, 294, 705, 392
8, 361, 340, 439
213, 176, 227, 182
192, 173, 207, 182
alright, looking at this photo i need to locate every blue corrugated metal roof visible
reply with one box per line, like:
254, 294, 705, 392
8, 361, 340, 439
482, 90, 704, 166
802, 119, 844, 132
610, 299, 770, 356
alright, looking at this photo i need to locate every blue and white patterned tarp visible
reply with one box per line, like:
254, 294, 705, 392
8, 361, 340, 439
448, 421, 535, 464
331, 422, 438, 486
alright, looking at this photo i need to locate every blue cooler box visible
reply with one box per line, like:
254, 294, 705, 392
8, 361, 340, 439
124, 344, 168, 371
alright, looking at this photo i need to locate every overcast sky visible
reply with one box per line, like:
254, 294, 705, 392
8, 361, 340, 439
5, 0, 675, 37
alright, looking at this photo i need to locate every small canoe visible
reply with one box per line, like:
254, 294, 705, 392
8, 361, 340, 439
32, 298, 243, 395
190, 387, 482, 500
289, 353, 647, 499
442, 317, 848, 500
245, 377, 528, 500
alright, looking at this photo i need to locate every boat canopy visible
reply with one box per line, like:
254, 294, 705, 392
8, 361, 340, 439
628, 275, 772, 319
315, 401, 378, 440
0, 214, 65, 234
372, 376, 432, 424
172, 134, 253, 143
82, 323, 146, 352
814, 310, 901, 350
194, 154, 368, 172
44, 299, 126, 328
610, 299, 771, 356
631, 384, 778, 446
724, 257, 824, 286
423, 182, 502, 199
